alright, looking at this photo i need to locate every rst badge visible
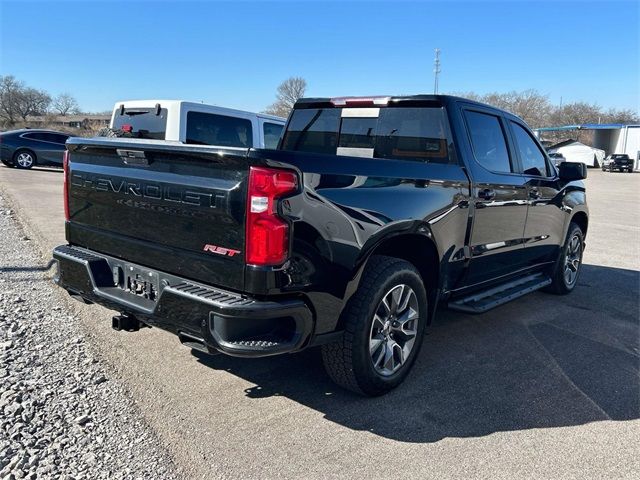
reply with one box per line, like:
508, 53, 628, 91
203, 244, 241, 257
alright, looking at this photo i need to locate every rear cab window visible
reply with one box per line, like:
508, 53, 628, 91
185, 112, 253, 147
112, 107, 168, 140
281, 104, 454, 164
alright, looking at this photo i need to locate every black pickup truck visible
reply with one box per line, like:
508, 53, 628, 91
53, 95, 588, 396
602, 153, 634, 173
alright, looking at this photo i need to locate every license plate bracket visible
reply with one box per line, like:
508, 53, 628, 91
114, 263, 160, 302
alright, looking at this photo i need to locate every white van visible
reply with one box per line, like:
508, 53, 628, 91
109, 100, 286, 149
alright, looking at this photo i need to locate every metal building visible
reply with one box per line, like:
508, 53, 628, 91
535, 124, 640, 170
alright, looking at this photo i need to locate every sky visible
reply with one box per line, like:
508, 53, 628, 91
1, 0, 638, 114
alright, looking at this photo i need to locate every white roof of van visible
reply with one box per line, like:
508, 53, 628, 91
112, 99, 286, 123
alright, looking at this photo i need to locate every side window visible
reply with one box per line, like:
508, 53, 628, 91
53, 134, 69, 144
42, 133, 63, 143
263, 122, 283, 149
464, 110, 512, 173
23, 132, 45, 141
185, 112, 253, 148
510, 122, 549, 176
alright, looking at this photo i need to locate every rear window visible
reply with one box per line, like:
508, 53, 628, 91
112, 107, 168, 140
281, 107, 453, 164
186, 112, 253, 147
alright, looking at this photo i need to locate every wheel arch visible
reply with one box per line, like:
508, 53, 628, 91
368, 233, 440, 295
342, 230, 441, 328
571, 210, 588, 238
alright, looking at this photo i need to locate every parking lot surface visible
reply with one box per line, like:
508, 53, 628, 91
0, 165, 638, 479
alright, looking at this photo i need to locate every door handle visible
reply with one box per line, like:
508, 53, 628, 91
478, 188, 496, 200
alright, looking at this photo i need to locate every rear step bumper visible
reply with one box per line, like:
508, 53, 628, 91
53, 245, 314, 357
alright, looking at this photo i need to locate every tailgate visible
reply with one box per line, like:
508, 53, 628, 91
65, 137, 249, 291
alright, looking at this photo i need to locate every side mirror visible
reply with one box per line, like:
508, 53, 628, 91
558, 162, 587, 181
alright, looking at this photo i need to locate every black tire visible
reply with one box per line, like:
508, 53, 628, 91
544, 222, 584, 295
629, 168, 634, 173
601, 167, 606, 172
13, 149, 36, 169
321, 255, 428, 396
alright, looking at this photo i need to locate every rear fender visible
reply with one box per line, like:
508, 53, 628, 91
342, 222, 442, 322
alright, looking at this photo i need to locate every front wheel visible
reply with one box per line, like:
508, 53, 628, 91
544, 223, 584, 295
321, 256, 427, 396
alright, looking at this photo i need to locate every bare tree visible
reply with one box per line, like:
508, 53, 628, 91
549, 102, 602, 127
53, 93, 80, 116
601, 108, 640, 124
0, 75, 24, 126
457, 90, 552, 128
14, 87, 51, 122
264, 77, 307, 118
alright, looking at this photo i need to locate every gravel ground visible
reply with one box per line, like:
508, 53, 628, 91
0, 195, 181, 480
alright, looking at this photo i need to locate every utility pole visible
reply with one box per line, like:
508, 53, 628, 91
433, 48, 441, 95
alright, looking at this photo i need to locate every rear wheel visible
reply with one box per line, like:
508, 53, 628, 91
544, 222, 584, 295
13, 150, 36, 169
321, 255, 427, 396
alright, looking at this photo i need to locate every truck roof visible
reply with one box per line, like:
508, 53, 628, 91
293, 94, 527, 124
294, 94, 489, 108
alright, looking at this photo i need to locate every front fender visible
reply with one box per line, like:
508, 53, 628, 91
561, 186, 588, 240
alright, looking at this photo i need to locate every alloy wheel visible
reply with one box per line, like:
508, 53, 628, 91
16, 152, 34, 168
564, 234, 582, 286
369, 284, 419, 376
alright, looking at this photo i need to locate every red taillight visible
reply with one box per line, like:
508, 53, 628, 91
63, 150, 70, 221
246, 166, 298, 266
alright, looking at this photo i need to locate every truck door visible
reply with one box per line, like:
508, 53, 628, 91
507, 119, 564, 267
461, 107, 529, 286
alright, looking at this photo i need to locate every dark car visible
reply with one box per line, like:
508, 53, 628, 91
602, 153, 634, 173
0, 129, 71, 169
